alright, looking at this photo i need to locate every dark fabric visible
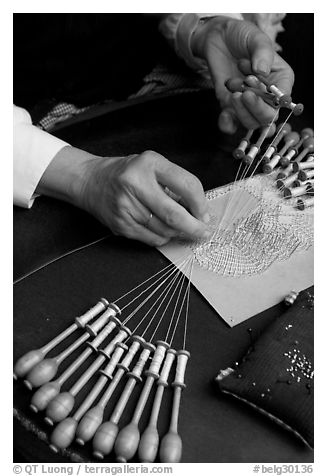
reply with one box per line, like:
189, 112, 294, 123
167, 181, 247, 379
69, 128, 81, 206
13, 13, 165, 117
13, 91, 313, 463
217, 289, 314, 448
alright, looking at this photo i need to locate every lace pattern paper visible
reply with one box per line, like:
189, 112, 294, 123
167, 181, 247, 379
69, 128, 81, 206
159, 174, 313, 326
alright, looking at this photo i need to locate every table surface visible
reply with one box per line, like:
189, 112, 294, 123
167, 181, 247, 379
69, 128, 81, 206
13, 90, 314, 463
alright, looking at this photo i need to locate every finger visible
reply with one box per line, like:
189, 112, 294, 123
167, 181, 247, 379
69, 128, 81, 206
205, 47, 239, 107
241, 90, 278, 126
155, 161, 209, 222
230, 92, 261, 130
218, 108, 238, 134
243, 75, 266, 91
239, 56, 294, 97
136, 182, 211, 241
126, 223, 171, 247
147, 215, 179, 239
247, 30, 274, 77
114, 213, 171, 247
225, 77, 244, 93
238, 58, 254, 77
122, 193, 179, 239
270, 55, 294, 95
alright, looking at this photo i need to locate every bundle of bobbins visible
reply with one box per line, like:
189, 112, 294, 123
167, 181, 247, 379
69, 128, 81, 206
14, 255, 195, 463
228, 72, 314, 211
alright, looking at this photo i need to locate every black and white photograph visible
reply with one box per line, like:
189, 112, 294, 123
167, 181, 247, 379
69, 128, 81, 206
12, 7, 315, 470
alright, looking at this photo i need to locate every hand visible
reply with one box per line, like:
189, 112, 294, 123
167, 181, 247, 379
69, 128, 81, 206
191, 16, 294, 133
37, 146, 210, 247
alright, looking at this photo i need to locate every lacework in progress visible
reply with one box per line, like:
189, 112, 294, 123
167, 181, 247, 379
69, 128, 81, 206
191, 174, 313, 277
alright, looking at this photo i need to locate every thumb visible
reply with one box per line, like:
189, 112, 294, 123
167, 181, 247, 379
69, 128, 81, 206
247, 29, 275, 77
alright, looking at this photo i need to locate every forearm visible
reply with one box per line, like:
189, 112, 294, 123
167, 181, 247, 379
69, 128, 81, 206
35, 145, 99, 208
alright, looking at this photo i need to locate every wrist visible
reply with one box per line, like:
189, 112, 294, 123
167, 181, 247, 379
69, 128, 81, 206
36, 145, 101, 208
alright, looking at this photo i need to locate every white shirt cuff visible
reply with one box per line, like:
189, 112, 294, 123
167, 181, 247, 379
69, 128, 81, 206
13, 105, 70, 208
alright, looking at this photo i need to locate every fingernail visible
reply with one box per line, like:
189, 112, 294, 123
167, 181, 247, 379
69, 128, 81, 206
256, 60, 269, 75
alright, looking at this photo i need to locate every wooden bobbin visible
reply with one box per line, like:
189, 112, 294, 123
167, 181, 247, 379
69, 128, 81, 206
282, 136, 314, 168
297, 196, 314, 210
226, 77, 277, 107
291, 137, 314, 166
114, 341, 170, 463
288, 102, 304, 116
293, 158, 314, 173
298, 169, 314, 182
48, 342, 128, 453
277, 132, 301, 166
267, 84, 292, 107
264, 132, 300, 173
13, 298, 110, 380
29, 319, 123, 413
293, 179, 314, 188
284, 291, 299, 306
255, 75, 293, 107
24, 308, 121, 391
75, 298, 110, 328
262, 154, 281, 174
261, 123, 292, 163
298, 128, 314, 148
45, 326, 131, 426
283, 183, 312, 199
138, 349, 177, 463
283, 128, 314, 168
159, 349, 190, 463
276, 166, 291, 180
92, 342, 155, 460
276, 172, 299, 191
243, 126, 270, 165
233, 129, 254, 160
75, 336, 145, 446
85, 304, 121, 337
